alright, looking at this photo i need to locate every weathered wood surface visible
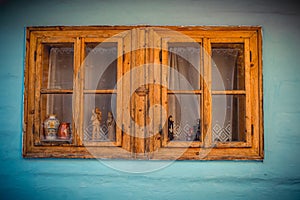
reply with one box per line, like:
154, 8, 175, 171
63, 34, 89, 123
23, 26, 263, 160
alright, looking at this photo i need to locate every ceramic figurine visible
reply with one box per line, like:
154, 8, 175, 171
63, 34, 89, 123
91, 108, 101, 139
44, 114, 60, 140
168, 115, 174, 141
186, 128, 193, 141
57, 122, 71, 140
95, 107, 102, 123
106, 111, 115, 141
193, 118, 201, 141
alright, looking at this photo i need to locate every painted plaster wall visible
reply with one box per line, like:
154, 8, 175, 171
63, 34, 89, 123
0, 0, 299, 199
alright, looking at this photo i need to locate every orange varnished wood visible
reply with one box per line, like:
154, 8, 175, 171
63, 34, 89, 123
23, 26, 263, 160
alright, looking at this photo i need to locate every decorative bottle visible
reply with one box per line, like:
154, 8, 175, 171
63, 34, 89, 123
168, 115, 174, 141
57, 122, 71, 140
44, 114, 60, 140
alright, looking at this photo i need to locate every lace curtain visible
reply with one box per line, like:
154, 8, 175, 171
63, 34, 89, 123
212, 48, 239, 142
168, 47, 242, 142
83, 46, 117, 141
46, 47, 73, 123
84, 46, 117, 90
168, 47, 200, 141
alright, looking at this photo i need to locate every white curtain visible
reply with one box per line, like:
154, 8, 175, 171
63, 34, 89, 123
46, 47, 73, 123
83, 46, 117, 141
212, 48, 239, 142
168, 47, 200, 141
84, 46, 117, 90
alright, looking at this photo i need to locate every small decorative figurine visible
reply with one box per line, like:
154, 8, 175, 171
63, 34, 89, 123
57, 122, 71, 140
168, 115, 174, 141
186, 128, 193, 141
106, 111, 115, 141
193, 118, 201, 141
95, 107, 102, 123
91, 107, 101, 139
44, 114, 60, 140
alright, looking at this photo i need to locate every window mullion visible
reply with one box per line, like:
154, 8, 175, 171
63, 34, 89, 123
161, 37, 169, 147
244, 38, 252, 147
203, 38, 212, 148
73, 37, 84, 146
115, 37, 124, 146
121, 31, 132, 152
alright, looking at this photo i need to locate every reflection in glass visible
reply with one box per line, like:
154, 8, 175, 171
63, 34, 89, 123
212, 43, 244, 91
42, 44, 74, 89
84, 94, 116, 142
168, 43, 201, 90
212, 95, 246, 142
168, 94, 201, 141
85, 43, 117, 90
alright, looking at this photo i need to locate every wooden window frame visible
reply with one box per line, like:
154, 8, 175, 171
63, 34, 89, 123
23, 26, 263, 160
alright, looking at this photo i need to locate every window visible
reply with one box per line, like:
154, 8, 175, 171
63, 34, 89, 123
23, 26, 263, 160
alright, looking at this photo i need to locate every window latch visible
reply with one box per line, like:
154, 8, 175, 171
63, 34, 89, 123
34, 51, 37, 61
159, 50, 162, 62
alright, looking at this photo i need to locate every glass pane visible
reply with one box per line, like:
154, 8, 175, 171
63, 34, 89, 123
212, 95, 246, 142
167, 94, 201, 141
85, 43, 118, 90
42, 44, 74, 89
212, 43, 244, 90
168, 43, 201, 90
41, 94, 73, 140
83, 94, 117, 142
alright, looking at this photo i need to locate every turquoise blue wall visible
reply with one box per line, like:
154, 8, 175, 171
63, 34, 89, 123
0, 0, 299, 199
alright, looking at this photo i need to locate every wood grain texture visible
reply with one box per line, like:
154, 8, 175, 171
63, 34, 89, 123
23, 26, 263, 160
